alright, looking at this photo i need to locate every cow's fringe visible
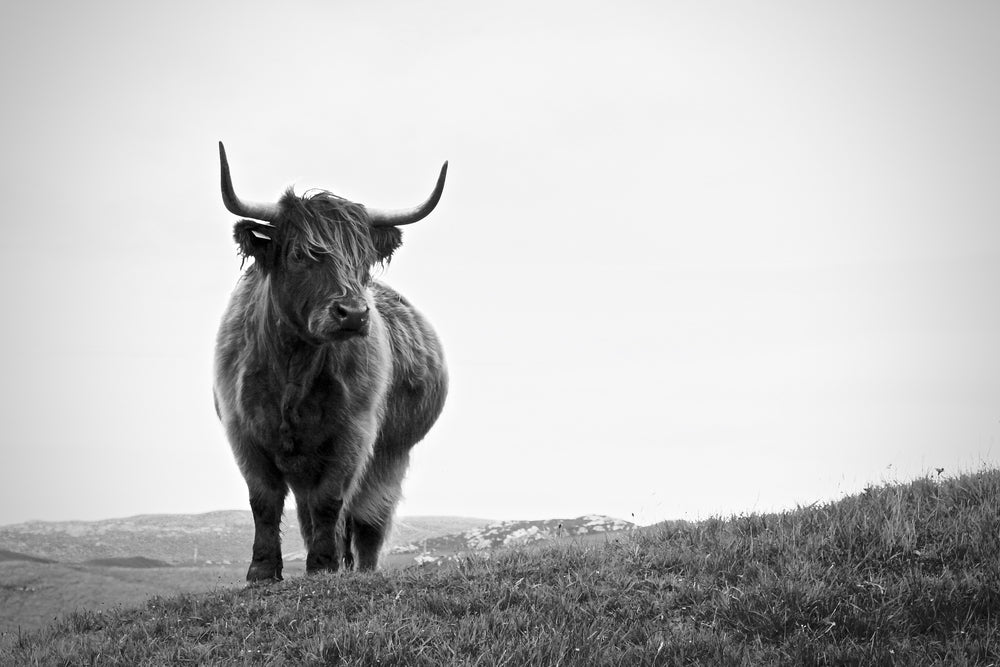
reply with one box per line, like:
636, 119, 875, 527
240, 188, 390, 369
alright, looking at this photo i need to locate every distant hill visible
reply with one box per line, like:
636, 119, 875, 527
82, 556, 172, 568
390, 516, 495, 547
0, 512, 493, 565
0, 548, 55, 564
0, 512, 635, 567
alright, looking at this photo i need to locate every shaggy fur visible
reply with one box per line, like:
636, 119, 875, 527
214, 188, 446, 580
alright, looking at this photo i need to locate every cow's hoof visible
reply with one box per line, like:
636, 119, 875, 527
306, 553, 340, 575
246, 561, 283, 583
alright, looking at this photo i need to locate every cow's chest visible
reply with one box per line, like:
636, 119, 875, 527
237, 360, 353, 458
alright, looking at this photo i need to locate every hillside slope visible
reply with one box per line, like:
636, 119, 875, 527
2, 469, 997, 665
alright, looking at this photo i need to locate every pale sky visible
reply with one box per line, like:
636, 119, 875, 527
1, 1, 997, 527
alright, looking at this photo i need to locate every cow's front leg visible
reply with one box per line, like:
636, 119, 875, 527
246, 480, 287, 582
305, 491, 344, 574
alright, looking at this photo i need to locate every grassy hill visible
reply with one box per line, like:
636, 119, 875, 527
2, 469, 997, 665
0, 515, 628, 635
0, 560, 250, 639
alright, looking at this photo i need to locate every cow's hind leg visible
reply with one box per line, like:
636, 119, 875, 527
350, 516, 390, 572
294, 490, 314, 552
342, 516, 355, 571
348, 452, 410, 571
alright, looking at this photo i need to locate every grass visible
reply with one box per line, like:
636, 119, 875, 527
0, 561, 251, 635
2, 468, 997, 665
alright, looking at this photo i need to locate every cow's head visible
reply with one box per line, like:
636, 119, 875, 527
219, 142, 447, 342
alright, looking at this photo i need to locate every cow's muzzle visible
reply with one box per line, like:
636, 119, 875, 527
331, 300, 370, 333
307, 296, 371, 341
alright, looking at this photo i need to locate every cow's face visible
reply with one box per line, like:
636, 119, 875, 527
234, 191, 402, 342
218, 142, 446, 343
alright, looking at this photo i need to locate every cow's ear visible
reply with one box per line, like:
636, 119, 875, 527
233, 219, 275, 266
370, 226, 403, 262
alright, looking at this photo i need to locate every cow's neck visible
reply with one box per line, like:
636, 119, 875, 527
269, 332, 330, 453
247, 286, 337, 450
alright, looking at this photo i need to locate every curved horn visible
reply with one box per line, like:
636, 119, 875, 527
367, 162, 448, 227
219, 142, 281, 223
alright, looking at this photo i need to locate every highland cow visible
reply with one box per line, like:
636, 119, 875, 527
213, 143, 448, 581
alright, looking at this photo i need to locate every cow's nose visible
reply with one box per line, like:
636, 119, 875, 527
333, 302, 370, 331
